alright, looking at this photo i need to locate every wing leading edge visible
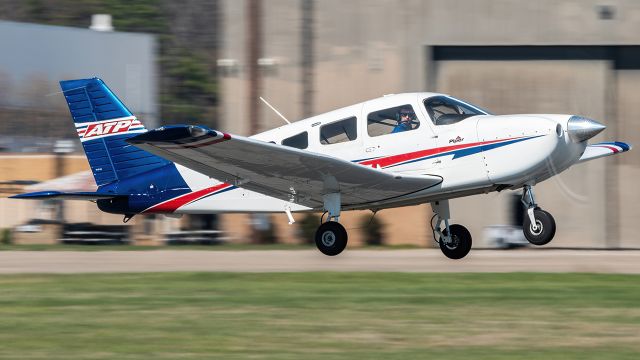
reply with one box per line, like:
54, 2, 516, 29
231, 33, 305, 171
127, 125, 442, 209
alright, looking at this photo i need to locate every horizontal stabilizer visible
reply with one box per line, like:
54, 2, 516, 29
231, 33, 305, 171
10, 191, 126, 201
578, 141, 632, 163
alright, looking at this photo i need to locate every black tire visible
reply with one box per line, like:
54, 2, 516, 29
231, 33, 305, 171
522, 209, 556, 246
315, 221, 348, 256
439, 224, 472, 260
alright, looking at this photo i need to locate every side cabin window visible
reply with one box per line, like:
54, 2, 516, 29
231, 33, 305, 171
367, 104, 420, 137
281, 131, 308, 149
320, 116, 357, 145
424, 96, 488, 126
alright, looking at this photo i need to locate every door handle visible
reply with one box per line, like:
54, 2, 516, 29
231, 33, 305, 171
365, 147, 376, 153
433, 160, 442, 164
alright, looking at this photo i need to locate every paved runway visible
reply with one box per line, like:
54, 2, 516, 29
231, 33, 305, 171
0, 249, 639, 274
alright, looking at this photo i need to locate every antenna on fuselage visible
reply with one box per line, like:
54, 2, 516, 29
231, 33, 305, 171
259, 96, 291, 125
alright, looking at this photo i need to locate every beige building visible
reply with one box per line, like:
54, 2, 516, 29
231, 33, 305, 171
0, 155, 179, 244
216, 0, 640, 248
0, 155, 90, 229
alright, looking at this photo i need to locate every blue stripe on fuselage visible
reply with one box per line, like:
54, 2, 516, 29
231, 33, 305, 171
386, 135, 542, 168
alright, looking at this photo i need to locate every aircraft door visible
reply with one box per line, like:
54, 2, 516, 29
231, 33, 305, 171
421, 96, 490, 188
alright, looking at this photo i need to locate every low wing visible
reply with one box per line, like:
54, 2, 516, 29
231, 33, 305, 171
127, 126, 442, 209
578, 142, 632, 163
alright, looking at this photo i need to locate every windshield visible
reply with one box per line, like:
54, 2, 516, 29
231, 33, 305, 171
424, 96, 492, 126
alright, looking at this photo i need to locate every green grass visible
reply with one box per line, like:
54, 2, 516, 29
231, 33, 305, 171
0, 273, 638, 359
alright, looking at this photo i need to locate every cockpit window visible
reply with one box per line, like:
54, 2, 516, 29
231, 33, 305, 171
424, 96, 491, 126
367, 104, 420, 137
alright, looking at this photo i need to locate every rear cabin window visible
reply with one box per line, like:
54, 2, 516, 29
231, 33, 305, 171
281, 131, 308, 149
320, 117, 357, 145
367, 104, 419, 137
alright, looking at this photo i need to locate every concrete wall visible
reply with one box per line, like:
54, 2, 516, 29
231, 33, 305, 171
216, 0, 639, 247
615, 70, 640, 248
436, 60, 611, 247
219, 0, 640, 120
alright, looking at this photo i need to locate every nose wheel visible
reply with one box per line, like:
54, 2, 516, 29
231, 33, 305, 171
521, 186, 556, 246
523, 208, 556, 245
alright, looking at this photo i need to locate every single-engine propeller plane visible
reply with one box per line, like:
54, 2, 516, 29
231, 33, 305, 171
12, 78, 632, 259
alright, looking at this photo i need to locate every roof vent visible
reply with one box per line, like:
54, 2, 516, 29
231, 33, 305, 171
90, 14, 114, 32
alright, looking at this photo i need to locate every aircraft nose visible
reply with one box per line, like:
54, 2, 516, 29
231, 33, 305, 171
567, 115, 606, 142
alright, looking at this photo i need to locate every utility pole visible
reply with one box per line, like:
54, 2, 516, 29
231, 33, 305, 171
301, 0, 314, 118
246, 0, 269, 243
247, 0, 262, 135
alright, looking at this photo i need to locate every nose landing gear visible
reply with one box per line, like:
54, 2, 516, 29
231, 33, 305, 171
521, 185, 556, 245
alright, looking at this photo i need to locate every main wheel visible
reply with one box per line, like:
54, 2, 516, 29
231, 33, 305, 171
315, 221, 348, 256
439, 224, 472, 260
522, 208, 556, 246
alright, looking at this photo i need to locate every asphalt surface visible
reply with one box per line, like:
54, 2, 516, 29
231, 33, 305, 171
0, 249, 639, 274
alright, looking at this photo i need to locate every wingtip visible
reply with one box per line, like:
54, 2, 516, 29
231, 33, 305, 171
10, 191, 61, 199
616, 141, 632, 151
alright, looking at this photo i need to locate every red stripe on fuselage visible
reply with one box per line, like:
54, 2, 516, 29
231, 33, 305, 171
144, 183, 233, 213
359, 137, 518, 168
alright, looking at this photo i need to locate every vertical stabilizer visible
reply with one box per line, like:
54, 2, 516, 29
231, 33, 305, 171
60, 78, 170, 186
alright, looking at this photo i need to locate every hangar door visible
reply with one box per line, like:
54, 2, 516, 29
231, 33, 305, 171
432, 58, 611, 248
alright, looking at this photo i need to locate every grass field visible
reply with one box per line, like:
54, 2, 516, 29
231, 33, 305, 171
0, 273, 638, 359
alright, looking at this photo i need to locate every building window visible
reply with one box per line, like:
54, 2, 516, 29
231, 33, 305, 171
281, 131, 308, 149
320, 116, 357, 145
367, 104, 419, 137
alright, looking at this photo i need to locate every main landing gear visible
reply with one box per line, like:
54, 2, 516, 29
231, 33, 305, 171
312, 186, 556, 258
431, 200, 472, 259
315, 193, 348, 256
315, 221, 348, 256
521, 185, 556, 246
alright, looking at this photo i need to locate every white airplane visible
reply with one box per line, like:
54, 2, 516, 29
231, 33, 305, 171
12, 78, 632, 259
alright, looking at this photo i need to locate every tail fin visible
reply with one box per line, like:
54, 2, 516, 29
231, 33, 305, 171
60, 78, 170, 186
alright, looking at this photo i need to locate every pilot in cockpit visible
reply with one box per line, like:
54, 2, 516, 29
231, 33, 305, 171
392, 107, 415, 133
